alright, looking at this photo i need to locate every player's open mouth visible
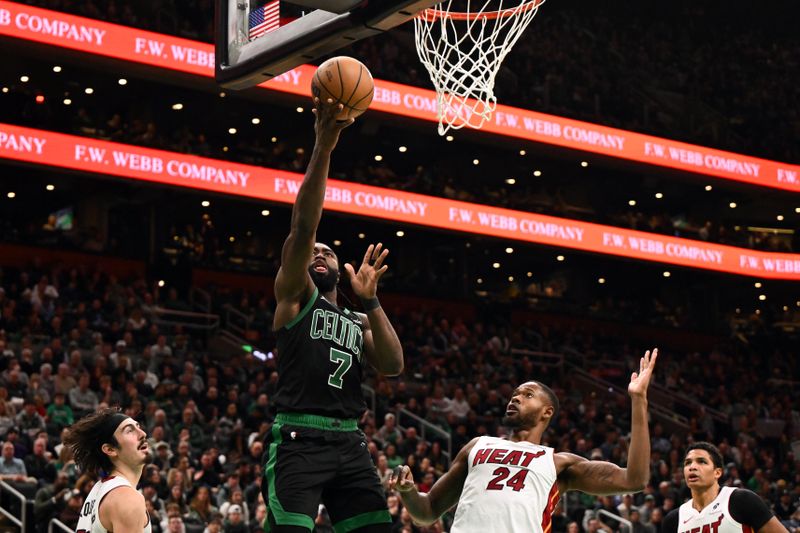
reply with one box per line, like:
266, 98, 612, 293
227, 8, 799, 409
312, 261, 328, 273
139, 443, 149, 451
686, 475, 699, 482
506, 405, 518, 415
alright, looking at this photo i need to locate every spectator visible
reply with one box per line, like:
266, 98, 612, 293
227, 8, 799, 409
33, 471, 70, 533
53, 364, 77, 396
24, 437, 56, 486
222, 505, 247, 533
377, 413, 403, 447
17, 399, 47, 443
0, 441, 35, 483
187, 486, 218, 524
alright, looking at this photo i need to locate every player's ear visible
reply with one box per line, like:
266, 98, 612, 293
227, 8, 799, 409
714, 467, 723, 481
542, 404, 555, 422
101, 442, 118, 457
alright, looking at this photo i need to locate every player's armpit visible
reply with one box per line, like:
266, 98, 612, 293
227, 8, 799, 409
556, 453, 645, 495
426, 439, 476, 518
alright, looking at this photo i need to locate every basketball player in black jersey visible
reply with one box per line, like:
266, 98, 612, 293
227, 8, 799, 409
662, 442, 786, 533
261, 97, 403, 533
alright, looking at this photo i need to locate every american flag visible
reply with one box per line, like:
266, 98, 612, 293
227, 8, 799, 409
248, 1, 280, 40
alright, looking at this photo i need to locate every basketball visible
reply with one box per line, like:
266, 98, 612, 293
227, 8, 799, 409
311, 56, 375, 121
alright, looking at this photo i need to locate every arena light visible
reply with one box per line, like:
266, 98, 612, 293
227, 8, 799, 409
705, 185, 713, 191
219, 91, 226, 98
374, 155, 383, 162
796, 207, 800, 213
333, 239, 342, 246
777, 215, 784, 221
445, 135, 454, 142
492, 262, 500, 269
396, 230, 405, 237
20, 75, 29, 82
53, 65, 62, 73
655, 192, 663, 199
527, 272, 533, 277
6, 192, 15, 198
118, 78, 127, 85
505, 178, 516, 185
508, 276, 514, 282
533, 170, 542, 177
663, 271, 671, 277
46, 184, 55, 191
628, 200, 637, 206
754, 282, 762, 288
581, 161, 589, 168
63, 98, 71, 105
358, 233, 365, 239
252, 117, 261, 124
261, 209, 270, 216
35, 95, 44, 104
1, 87, 7, 93
477, 278, 483, 284
229, 236, 235, 242
398, 146, 407, 153
556, 255, 565, 262
84, 87, 94, 94
201, 200, 210, 207
519, 149, 526, 156
222, 146, 229, 152
271, 137, 278, 142
729, 202, 737, 208
295, 107, 304, 113
228, 127, 237, 134
598, 277, 606, 284
505, 247, 514, 254
158, 280, 165, 287
472, 159, 479, 165
758, 294, 766, 301
172, 103, 183, 110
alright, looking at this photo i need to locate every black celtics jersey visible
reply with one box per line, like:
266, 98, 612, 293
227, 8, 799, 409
274, 287, 368, 419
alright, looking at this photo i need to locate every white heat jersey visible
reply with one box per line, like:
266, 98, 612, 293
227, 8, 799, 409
76, 476, 152, 533
450, 436, 559, 533
678, 487, 749, 533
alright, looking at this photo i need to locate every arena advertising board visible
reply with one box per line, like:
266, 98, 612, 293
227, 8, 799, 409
1, 123, 798, 280
1, 1, 799, 192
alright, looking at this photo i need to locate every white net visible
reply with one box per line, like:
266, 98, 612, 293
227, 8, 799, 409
414, 0, 545, 135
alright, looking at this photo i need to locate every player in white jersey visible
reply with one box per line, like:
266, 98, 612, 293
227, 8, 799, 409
63, 408, 153, 533
662, 442, 786, 533
390, 349, 659, 533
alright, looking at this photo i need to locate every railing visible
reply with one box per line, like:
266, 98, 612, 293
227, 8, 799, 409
48, 518, 75, 533
189, 286, 212, 315
396, 408, 453, 464
648, 383, 728, 425
0, 480, 27, 533
148, 306, 220, 333
222, 304, 252, 341
597, 509, 633, 533
509, 349, 564, 375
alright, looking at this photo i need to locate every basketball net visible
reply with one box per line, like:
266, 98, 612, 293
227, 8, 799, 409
414, 0, 546, 135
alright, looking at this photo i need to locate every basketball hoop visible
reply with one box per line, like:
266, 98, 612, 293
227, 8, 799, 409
414, 0, 546, 135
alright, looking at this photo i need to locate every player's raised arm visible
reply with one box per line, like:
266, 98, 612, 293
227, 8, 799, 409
351, 243, 403, 375
273, 98, 353, 327
389, 438, 478, 525
556, 349, 658, 495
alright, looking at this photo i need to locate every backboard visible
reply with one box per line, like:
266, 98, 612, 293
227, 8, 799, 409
215, 0, 439, 90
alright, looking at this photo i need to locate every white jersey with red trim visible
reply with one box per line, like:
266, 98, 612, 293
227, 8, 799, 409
450, 436, 559, 533
677, 487, 749, 533
76, 476, 152, 533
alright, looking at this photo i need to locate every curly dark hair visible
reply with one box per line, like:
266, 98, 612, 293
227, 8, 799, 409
62, 408, 124, 474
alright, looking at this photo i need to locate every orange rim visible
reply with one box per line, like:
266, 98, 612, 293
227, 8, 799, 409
418, 0, 545, 22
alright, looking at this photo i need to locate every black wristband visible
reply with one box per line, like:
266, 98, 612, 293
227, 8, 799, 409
361, 297, 380, 311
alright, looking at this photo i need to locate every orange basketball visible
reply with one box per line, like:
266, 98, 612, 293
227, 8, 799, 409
311, 56, 374, 121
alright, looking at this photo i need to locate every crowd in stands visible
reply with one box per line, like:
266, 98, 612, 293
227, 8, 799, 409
16, 0, 800, 165
0, 259, 796, 533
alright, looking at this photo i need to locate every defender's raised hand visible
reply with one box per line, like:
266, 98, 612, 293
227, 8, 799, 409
345, 243, 389, 300
628, 348, 658, 398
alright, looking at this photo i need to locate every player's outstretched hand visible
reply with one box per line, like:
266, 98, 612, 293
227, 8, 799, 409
345, 243, 389, 300
628, 348, 658, 398
312, 97, 353, 150
388, 465, 415, 493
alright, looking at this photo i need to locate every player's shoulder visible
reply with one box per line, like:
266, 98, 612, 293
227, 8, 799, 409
102, 484, 145, 507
